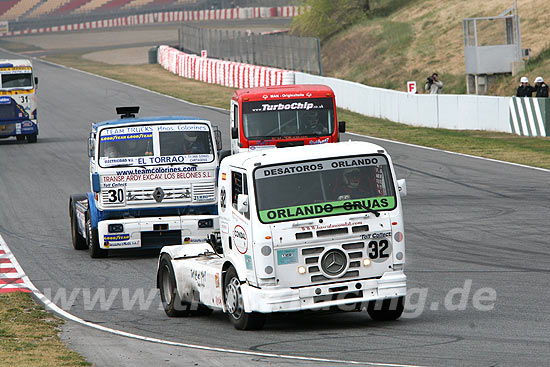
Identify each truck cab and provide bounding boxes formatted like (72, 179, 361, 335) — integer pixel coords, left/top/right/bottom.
(230, 84, 345, 154)
(158, 141, 407, 329)
(69, 107, 221, 258)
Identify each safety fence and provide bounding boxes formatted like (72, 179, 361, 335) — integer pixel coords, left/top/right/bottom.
(0, 6, 302, 37)
(157, 46, 548, 137)
(157, 45, 295, 88)
(178, 24, 322, 75)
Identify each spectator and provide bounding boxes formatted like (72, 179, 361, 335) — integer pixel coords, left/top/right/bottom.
(534, 76, 549, 98)
(516, 76, 535, 97)
(424, 72, 443, 94)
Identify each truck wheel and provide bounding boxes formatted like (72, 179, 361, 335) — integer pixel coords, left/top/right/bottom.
(158, 254, 189, 317)
(26, 133, 37, 143)
(69, 195, 87, 250)
(224, 267, 266, 330)
(86, 211, 107, 258)
(367, 296, 405, 321)
(16, 136, 25, 141)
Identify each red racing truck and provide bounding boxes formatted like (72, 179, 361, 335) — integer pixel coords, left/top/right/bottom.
(230, 84, 345, 153)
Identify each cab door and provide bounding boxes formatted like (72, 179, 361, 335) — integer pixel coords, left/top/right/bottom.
(226, 168, 254, 279)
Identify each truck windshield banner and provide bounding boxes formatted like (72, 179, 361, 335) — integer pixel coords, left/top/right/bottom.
(98, 123, 214, 167)
(258, 196, 396, 223)
(242, 97, 334, 114)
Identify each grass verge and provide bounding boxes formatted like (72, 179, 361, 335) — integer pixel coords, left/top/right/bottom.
(42, 52, 550, 170)
(0, 292, 90, 367)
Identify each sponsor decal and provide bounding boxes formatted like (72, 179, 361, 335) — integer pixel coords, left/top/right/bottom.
(220, 187, 226, 211)
(101, 170, 212, 184)
(190, 269, 207, 288)
(103, 234, 130, 242)
(277, 248, 298, 265)
(233, 225, 248, 254)
(0, 96, 11, 104)
(215, 273, 220, 288)
(259, 197, 396, 223)
(100, 132, 152, 142)
(245, 255, 253, 270)
(361, 231, 392, 240)
(104, 240, 139, 248)
(308, 137, 330, 145)
(194, 194, 214, 202)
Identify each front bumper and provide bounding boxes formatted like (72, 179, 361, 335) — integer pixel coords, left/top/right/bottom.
(242, 271, 406, 313)
(97, 215, 218, 250)
(0, 120, 38, 137)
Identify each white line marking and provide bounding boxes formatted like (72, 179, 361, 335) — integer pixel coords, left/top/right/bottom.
(345, 132, 550, 173)
(0, 234, 426, 367)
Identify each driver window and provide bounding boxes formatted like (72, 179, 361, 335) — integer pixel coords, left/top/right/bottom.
(231, 171, 249, 219)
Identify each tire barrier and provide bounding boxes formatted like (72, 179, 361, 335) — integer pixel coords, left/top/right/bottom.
(0, 6, 304, 37)
(157, 45, 295, 88)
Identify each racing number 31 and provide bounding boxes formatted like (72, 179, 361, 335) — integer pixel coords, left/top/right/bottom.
(368, 240, 389, 259)
(108, 189, 124, 203)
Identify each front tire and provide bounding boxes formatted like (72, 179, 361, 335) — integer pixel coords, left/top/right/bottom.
(224, 267, 266, 330)
(367, 296, 404, 321)
(86, 211, 107, 258)
(16, 136, 25, 141)
(26, 133, 37, 143)
(69, 196, 87, 250)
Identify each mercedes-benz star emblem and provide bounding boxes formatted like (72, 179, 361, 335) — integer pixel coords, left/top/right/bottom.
(153, 187, 165, 203)
(321, 249, 347, 276)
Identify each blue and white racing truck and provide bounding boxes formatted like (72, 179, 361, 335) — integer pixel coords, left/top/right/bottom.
(69, 107, 222, 258)
(0, 59, 39, 143)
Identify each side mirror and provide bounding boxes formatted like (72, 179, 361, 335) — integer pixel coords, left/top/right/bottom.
(34, 77, 38, 87)
(231, 127, 238, 139)
(92, 173, 101, 193)
(88, 134, 95, 158)
(397, 179, 407, 197)
(237, 194, 249, 214)
(338, 120, 346, 133)
(214, 126, 222, 151)
(218, 149, 231, 163)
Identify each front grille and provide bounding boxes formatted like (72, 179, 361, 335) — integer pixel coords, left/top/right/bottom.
(141, 230, 181, 248)
(302, 241, 366, 283)
(127, 187, 191, 204)
(192, 183, 216, 202)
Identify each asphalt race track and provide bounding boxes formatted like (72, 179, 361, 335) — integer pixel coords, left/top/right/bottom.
(0, 49, 549, 367)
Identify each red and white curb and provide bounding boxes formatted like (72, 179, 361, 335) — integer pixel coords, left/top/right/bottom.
(0, 236, 31, 294)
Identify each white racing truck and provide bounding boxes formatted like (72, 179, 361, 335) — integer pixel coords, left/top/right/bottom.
(69, 107, 221, 258)
(157, 140, 407, 329)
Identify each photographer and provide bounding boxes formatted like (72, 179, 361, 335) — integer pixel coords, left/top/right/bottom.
(424, 72, 443, 94)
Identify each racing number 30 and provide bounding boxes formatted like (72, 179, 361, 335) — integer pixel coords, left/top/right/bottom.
(368, 240, 389, 259)
(108, 189, 124, 203)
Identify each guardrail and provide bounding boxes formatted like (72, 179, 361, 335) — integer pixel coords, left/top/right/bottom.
(0, 6, 302, 37)
(159, 46, 548, 137)
(158, 45, 295, 88)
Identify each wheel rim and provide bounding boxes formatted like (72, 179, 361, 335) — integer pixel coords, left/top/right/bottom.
(161, 264, 173, 304)
(225, 277, 244, 319)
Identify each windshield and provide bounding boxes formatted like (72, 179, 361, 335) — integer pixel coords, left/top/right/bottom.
(242, 97, 334, 139)
(254, 155, 396, 223)
(98, 123, 214, 167)
(0, 71, 33, 89)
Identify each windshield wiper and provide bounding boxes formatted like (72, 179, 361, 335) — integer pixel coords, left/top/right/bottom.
(330, 203, 381, 217)
(104, 164, 148, 170)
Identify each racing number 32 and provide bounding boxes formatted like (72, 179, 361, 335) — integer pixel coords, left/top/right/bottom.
(108, 189, 124, 203)
(368, 240, 389, 259)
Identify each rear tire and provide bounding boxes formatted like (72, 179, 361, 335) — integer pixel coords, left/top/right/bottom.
(158, 254, 189, 317)
(367, 296, 404, 321)
(26, 133, 37, 143)
(86, 211, 107, 258)
(69, 195, 87, 250)
(224, 267, 266, 330)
